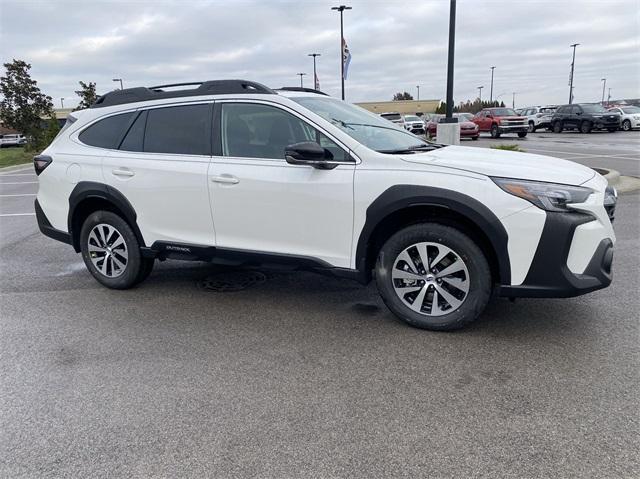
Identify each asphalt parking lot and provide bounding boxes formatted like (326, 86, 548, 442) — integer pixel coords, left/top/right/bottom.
(1, 133, 639, 478)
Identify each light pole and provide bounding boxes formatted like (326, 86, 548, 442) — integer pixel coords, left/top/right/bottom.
(296, 73, 307, 88)
(308, 53, 321, 90)
(601, 78, 607, 104)
(60, 98, 65, 109)
(331, 5, 351, 100)
(416, 85, 420, 101)
(608, 87, 612, 104)
(512, 92, 516, 109)
(112, 78, 123, 90)
(444, 0, 456, 121)
(568, 43, 579, 104)
(489, 66, 495, 103)
(477, 85, 484, 102)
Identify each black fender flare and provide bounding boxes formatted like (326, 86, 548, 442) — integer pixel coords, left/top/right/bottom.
(68, 181, 145, 251)
(354, 185, 511, 284)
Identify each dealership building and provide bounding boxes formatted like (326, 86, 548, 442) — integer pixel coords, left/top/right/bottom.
(356, 99, 440, 115)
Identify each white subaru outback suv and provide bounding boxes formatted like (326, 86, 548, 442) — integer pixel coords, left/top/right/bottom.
(34, 80, 617, 331)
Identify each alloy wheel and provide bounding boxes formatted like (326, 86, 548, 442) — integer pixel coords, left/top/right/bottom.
(391, 242, 470, 317)
(87, 223, 129, 277)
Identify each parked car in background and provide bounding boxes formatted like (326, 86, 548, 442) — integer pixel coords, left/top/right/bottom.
(0, 134, 27, 147)
(456, 112, 474, 122)
(517, 106, 557, 132)
(426, 113, 479, 140)
(607, 105, 640, 131)
(472, 108, 528, 138)
(403, 115, 426, 135)
(551, 104, 621, 133)
(379, 112, 405, 127)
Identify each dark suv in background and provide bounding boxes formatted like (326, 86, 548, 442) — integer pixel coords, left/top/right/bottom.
(551, 104, 621, 133)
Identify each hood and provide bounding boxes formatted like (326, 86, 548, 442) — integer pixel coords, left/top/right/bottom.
(401, 145, 595, 185)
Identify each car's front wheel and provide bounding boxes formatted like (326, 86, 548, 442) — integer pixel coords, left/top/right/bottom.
(80, 210, 145, 289)
(553, 121, 563, 133)
(528, 121, 536, 133)
(490, 124, 501, 138)
(518, 131, 527, 138)
(375, 223, 492, 331)
(580, 121, 592, 134)
(622, 120, 631, 131)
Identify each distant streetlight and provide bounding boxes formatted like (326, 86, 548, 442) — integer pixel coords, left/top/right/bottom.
(489, 66, 495, 103)
(416, 85, 420, 101)
(512, 92, 516, 109)
(477, 85, 484, 102)
(568, 43, 579, 104)
(296, 72, 307, 88)
(608, 87, 612, 104)
(112, 78, 123, 90)
(308, 53, 321, 90)
(60, 98, 65, 109)
(601, 78, 607, 104)
(331, 5, 352, 100)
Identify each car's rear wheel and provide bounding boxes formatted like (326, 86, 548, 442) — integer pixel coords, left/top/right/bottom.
(375, 223, 492, 331)
(528, 121, 536, 133)
(553, 121, 563, 133)
(580, 121, 592, 134)
(80, 210, 144, 289)
(622, 120, 631, 131)
(490, 124, 501, 138)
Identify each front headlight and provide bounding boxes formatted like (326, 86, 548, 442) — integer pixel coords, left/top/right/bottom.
(500, 119, 507, 125)
(492, 177, 593, 212)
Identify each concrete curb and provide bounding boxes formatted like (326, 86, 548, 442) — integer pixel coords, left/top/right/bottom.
(593, 167, 640, 194)
(0, 162, 32, 173)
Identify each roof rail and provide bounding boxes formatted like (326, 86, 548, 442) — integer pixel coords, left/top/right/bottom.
(91, 79, 276, 108)
(277, 87, 329, 96)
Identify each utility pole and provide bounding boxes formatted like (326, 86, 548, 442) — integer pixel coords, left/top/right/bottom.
(608, 87, 612, 105)
(308, 53, 321, 90)
(489, 66, 495, 103)
(416, 85, 420, 101)
(331, 5, 351, 100)
(512, 92, 516, 109)
(112, 78, 123, 90)
(477, 85, 484, 102)
(568, 43, 579, 104)
(601, 78, 607, 104)
(60, 98, 64, 109)
(296, 73, 307, 88)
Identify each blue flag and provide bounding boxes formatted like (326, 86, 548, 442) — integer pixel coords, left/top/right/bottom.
(342, 39, 352, 80)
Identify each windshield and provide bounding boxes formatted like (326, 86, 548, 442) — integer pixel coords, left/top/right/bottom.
(581, 104, 608, 113)
(381, 113, 402, 121)
(404, 115, 421, 122)
(455, 113, 474, 121)
(292, 97, 431, 152)
(621, 106, 640, 114)
(489, 108, 518, 116)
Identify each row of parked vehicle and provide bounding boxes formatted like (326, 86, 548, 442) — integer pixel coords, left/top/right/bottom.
(379, 103, 640, 140)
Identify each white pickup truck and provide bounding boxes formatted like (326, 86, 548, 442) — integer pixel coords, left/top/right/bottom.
(0, 134, 27, 147)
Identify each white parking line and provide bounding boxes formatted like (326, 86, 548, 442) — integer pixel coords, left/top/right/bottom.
(0, 173, 36, 177)
(0, 213, 35, 217)
(524, 147, 640, 161)
(0, 181, 39, 185)
(0, 194, 37, 197)
(0, 167, 32, 175)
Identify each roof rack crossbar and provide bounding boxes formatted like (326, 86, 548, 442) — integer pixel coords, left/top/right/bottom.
(277, 87, 329, 96)
(91, 79, 276, 108)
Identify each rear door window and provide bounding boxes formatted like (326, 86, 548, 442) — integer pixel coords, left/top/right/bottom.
(119, 111, 147, 152)
(79, 112, 134, 149)
(143, 104, 211, 155)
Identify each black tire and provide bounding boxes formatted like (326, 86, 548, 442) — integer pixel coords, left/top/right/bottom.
(471, 136, 479, 141)
(607, 128, 617, 133)
(490, 124, 501, 138)
(518, 131, 527, 138)
(622, 120, 631, 131)
(375, 223, 492, 331)
(580, 121, 592, 134)
(528, 121, 536, 133)
(80, 210, 144, 289)
(553, 121, 563, 133)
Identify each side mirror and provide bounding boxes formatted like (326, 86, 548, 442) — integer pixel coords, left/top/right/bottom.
(285, 142, 338, 170)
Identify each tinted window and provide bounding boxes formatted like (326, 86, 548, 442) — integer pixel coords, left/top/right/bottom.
(120, 111, 146, 152)
(221, 103, 348, 161)
(144, 105, 210, 155)
(79, 112, 134, 149)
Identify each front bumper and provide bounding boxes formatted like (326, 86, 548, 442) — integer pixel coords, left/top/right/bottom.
(498, 124, 528, 133)
(500, 211, 613, 298)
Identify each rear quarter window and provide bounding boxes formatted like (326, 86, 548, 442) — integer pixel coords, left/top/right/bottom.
(78, 112, 134, 149)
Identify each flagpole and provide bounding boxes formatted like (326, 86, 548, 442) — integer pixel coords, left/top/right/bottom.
(332, 5, 351, 100)
(308, 53, 321, 90)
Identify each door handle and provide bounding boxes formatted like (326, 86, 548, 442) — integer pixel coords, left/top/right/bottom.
(211, 175, 239, 185)
(112, 168, 135, 177)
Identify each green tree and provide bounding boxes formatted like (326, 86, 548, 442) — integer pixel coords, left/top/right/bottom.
(74, 81, 97, 110)
(0, 59, 53, 140)
(393, 92, 414, 101)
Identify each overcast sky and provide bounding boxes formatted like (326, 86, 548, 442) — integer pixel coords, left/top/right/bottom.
(1, 0, 638, 109)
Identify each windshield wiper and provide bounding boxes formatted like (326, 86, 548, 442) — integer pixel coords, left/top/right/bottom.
(330, 120, 406, 133)
(377, 143, 444, 154)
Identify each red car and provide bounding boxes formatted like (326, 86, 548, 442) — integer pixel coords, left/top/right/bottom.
(472, 107, 528, 138)
(426, 113, 479, 140)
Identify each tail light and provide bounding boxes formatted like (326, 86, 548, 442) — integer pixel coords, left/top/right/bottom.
(33, 155, 52, 176)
